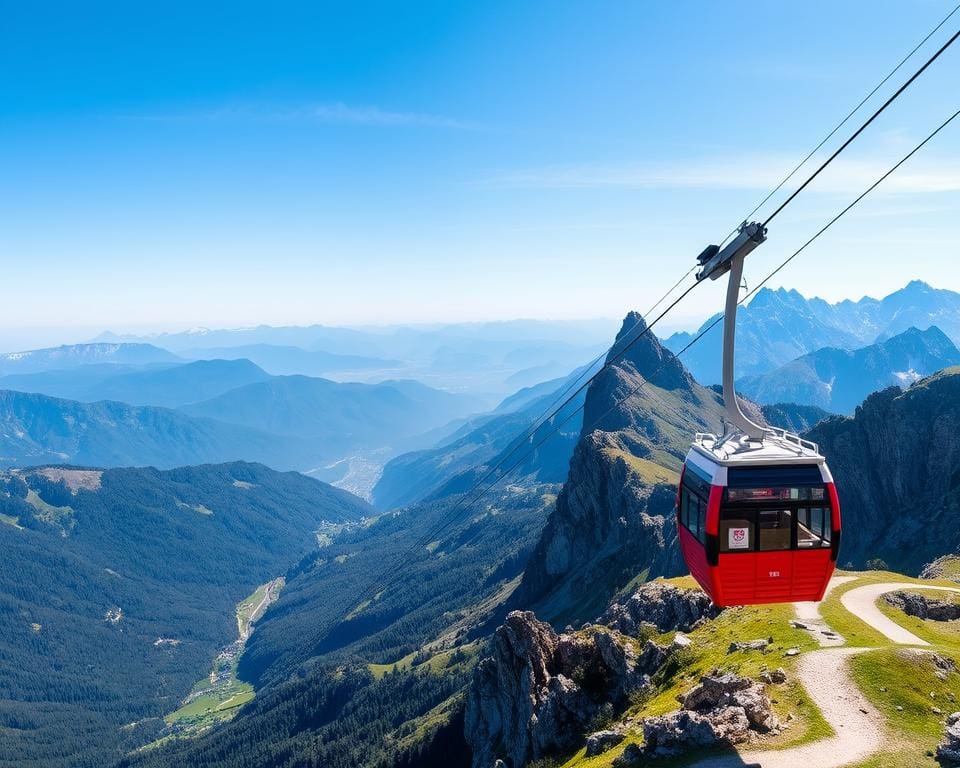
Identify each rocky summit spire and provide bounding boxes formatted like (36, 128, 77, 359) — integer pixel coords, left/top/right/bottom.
(583, 312, 695, 435)
(605, 312, 694, 391)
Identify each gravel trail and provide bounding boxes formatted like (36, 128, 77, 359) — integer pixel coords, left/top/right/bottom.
(687, 576, 958, 767)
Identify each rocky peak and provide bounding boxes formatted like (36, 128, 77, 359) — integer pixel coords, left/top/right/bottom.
(599, 312, 694, 400)
(513, 313, 727, 621)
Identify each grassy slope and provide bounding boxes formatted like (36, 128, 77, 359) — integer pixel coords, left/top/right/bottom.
(559, 571, 960, 768)
(558, 577, 831, 768)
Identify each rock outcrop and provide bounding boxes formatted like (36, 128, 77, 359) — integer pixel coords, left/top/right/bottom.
(884, 591, 960, 622)
(465, 608, 669, 768)
(600, 580, 719, 635)
(939, 712, 960, 764)
(514, 313, 729, 623)
(922, 555, 960, 583)
(625, 673, 779, 763)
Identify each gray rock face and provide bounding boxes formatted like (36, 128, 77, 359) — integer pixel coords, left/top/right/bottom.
(464, 609, 668, 768)
(807, 369, 960, 572)
(642, 707, 752, 758)
(885, 591, 960, 622)
(601, 581, 720, 635)
(938, 712, 960, 764)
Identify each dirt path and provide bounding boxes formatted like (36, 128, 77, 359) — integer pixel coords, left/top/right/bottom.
(689, 577, 958, 768)
(839, 582, 960, 645)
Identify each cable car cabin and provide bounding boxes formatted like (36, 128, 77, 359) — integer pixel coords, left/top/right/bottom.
(676, 431, 841, 607)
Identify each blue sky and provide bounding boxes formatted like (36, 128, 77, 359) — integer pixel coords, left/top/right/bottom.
(1, 1, 959, 346)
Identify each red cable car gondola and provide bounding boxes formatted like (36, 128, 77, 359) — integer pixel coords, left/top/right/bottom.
(677, 222, 841, 606)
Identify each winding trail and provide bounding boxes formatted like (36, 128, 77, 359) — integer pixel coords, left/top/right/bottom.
(689, 578, 960, 768)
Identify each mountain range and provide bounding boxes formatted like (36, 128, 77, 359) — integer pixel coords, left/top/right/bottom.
(0, 369, 483, 477)
(0, 304, 960, 768)
(665, 280, 960, 383)
(0, 342, 179, 375)
(0, 462, 371, 767)
(737, 325, 960, 414)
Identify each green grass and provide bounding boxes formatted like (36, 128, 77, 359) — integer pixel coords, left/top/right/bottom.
(146, 579, 283, 747)
(602, 449, 679, 486)
(876, 594, 960, 655)
(368, 642, 481, 681)
(844, 646, 960, 768)
(24, 490, 73, 533)
(0, 512, 23, 529)
(164, 679, 255, 725)
(797, 571, 960, 768)
(558, 578, 832, 767)
(932, 557, 960, 581)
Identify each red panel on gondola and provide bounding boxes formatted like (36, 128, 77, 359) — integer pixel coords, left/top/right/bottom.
(676, 447, 841, 607)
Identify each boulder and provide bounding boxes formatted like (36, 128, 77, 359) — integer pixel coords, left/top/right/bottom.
(728, 638, 770, 654)
(642, 707, 751, 757)
(628, 672, 780, 761)
(585, 729, 625, 756)
(760, 668, 788, 685)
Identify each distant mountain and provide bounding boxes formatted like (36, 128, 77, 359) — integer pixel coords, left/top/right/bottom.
(97, 319, 617, 357)
(665, 288, 860, 383)
(0, 462, 370, 766)
(84, 358, 273, 407)
(809, 366, 960, 572)
(759, 402, 832, 433)
(96, 324, 387, 356)
(371, 370, 587, 510)
(180, 376, 484, 451)
(0, 390, 316, 470)
(180, 344, 398, 377)
(96, 321, 614, 395)
(0, 358, 272, 407)
(0, 343, 179, 375)
(738, 326, 960, 414)
(665, 281, 960, 383)
(809, 279, 960, 343)
(502, 361, 574, 389)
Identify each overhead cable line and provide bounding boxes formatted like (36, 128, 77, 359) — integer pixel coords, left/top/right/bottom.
(761, 25, 960, 227)
(716, 1, 960, 248)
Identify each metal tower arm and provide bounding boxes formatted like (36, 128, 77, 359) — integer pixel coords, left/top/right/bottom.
(696, 222, 768, 442)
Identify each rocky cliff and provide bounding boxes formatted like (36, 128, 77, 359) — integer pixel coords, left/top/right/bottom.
(808, 366, 960, 572)
(464, 582, 721, 768)
(513, 313, 729, 622)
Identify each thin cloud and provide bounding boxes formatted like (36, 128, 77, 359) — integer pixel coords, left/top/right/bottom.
(122, 102, 473, 129)
(310, 102, 468, 128)
(484, 154, 960, 195)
